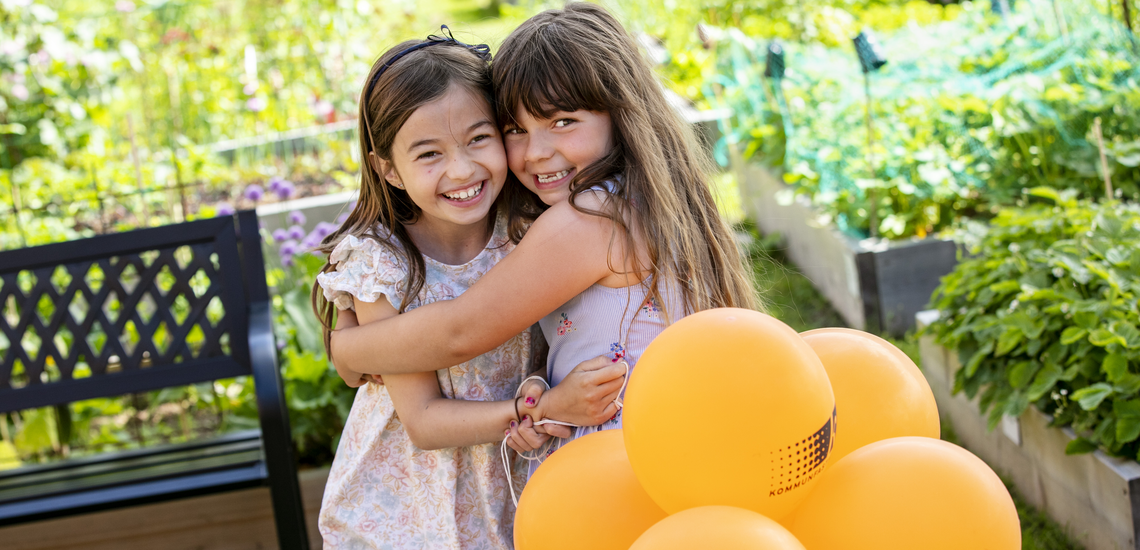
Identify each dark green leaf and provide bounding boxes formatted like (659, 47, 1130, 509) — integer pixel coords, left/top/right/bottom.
(1061, 363, 1083, 381)
(1065, 437, 1098, 455)
(1008, 361, 1039, 389)
(1121, 417, 1140, 444)
(1005, 391, 1030, 417)
(1042, 341, 1069, 365)
(964, 340, 994, 377)
(1006, 311, 1045, 339)
(1027, 363, 1063, 401)
(1095, 416, 1117, 448)
(1114, 401, 1140, 444)
(995, 327, 1024, 357)
(1116, 374, 1140, 395)
(1104, 354, 1130, 383)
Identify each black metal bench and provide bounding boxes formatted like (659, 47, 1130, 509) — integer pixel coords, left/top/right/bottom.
(0, 211, 309, 548)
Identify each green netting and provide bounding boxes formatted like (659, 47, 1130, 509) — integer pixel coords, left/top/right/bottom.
(711, 0, 1140, 240)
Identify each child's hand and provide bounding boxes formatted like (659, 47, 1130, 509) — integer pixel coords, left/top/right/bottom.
(540, 356, 626, 426)
(505, 415, 550, 454)
(518, 382, 574, 439)
(333, 308, 384, 387)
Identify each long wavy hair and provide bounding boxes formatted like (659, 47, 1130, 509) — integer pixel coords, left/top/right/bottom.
(311, 40, 542, 357)
(493, 3, 760, 317)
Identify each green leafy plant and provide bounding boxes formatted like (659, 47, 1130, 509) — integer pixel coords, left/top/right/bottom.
(717, 0, 1140, 239)
(929, 188, 1140, 459)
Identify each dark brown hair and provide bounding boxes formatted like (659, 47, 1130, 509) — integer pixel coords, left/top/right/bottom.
(493, 3, 760, 316)
(311, 39, 541, 357)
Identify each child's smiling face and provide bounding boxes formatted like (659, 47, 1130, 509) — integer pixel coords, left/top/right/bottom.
(502, 108, 613, 205)
(379, 84, 507, 230)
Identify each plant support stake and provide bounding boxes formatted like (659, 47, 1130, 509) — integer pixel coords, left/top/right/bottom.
(853, 31, 888, 238)
(1092, 117, 1114, 199)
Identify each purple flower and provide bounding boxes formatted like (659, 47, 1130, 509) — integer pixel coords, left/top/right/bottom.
(287, 225, 305, 240)
(336, 212, 349, 224)
(281, 254, 294, 267)
(288, 210, 306, 225)
(268, 176, 284, 193)
(301, 234, 322, 250)
(279, 240, 299, 256)
(243, 184, 264, 202)
(314, 222, 336, 238)
(246, 96, 267, 112)
(272, 228, 288, 242)
(216, 203, 235, 216)
(274, 180, 295, 200)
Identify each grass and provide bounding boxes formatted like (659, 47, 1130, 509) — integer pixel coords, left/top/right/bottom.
(743, 225, 1083, 549)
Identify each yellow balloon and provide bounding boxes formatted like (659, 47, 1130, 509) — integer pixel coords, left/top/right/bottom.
(800, 328, 940, 462)
(631, 506, 807, 550)
(624, 308, 836, 520)
(790, 437, 1020, 550)
(514, 430, 666, 550)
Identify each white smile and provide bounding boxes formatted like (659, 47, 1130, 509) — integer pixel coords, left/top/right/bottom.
(536, 169, 571, 184)
(442, 181, 484, 201)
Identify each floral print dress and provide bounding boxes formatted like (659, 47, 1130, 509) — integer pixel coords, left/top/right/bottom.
(315, 216, 529, 550)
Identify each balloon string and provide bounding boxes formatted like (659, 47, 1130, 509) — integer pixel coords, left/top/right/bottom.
(501, 360, 630, 507)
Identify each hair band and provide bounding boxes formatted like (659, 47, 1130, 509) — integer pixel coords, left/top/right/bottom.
(362, 25, 492, 154)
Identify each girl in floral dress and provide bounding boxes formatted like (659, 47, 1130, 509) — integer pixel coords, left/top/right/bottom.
(310, 30, 608, 549)
(329, 3, 759, 478)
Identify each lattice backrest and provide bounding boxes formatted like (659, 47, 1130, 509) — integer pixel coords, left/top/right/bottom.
(0, 215, 255, 413)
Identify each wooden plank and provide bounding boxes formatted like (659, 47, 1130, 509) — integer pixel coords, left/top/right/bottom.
(0, 467, 327, 550)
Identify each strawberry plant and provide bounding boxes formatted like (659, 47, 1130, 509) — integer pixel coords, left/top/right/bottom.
(929, 188, 1140, 458)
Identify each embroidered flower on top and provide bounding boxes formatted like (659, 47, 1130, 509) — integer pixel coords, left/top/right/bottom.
(610, 342, 626, 361)
(556, 312, 577, 336)
(641, 297, 660, 318)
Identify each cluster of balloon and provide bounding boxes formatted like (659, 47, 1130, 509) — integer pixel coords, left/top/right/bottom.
(513, 308, 1021, 550)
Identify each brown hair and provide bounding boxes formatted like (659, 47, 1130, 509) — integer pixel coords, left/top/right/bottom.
(493, 3, 760, 316)
(311, 39, 541, 356)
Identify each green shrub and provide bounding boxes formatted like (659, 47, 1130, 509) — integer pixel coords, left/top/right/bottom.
(929, 188, 1140, 459)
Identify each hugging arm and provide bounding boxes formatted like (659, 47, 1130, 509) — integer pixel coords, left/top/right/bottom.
(353, 295, 569, 450)
(331, 201, 611, 375)
(330, 200, 628, 426)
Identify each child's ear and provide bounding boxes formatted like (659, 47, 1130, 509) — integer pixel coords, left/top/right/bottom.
(368, 152, 405, 190)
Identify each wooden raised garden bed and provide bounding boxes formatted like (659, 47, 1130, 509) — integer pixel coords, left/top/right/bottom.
(917, 310, 1140, 550)
(733, 155, 958, 336)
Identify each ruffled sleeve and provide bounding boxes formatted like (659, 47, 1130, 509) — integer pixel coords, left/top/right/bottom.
(316, 234, 407, 311)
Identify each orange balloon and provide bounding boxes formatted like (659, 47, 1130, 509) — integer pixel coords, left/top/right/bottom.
(801, 327, 931, 388)
(790, 437, 1020, 550)
(514, 430, 666, 550)
(624, 308, 836, 520)
(800, 328, 940, 462)
(631, 506, 807, 550)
